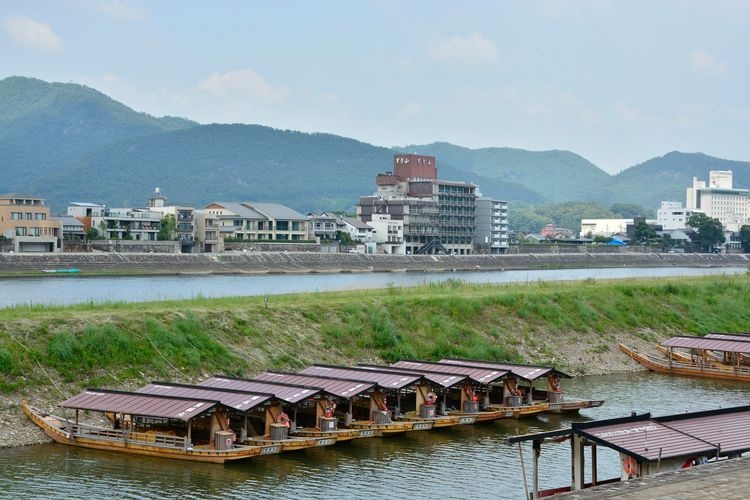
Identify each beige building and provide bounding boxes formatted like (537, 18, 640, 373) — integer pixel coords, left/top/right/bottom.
(204, 201, 309, 241)
(0, 193, 61, 252)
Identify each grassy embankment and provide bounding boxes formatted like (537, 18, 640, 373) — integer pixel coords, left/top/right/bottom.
(1, 274, 750, 397)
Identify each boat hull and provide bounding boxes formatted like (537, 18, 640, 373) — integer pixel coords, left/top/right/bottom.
(619, 343, 750, 382)
(22, 401, 275, 463)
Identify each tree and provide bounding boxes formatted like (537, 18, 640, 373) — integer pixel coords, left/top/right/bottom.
(158, 214, 177, 241)
(687, 213, 725, 252)
(633, 221, 658, 245)
(659, 234, 674, 252)
(740, 225, 750, 253)
(85, 227, 98, 241)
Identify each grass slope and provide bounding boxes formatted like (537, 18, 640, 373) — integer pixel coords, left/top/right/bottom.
(1, 274, 749, 397)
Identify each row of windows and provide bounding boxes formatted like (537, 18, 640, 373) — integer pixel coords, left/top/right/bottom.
(10, 212, 46, 220)
(15, 226, 55, 236)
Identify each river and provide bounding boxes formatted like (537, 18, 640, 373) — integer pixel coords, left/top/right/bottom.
(0, 266, 745, 308)
(2, 372, 748, 499)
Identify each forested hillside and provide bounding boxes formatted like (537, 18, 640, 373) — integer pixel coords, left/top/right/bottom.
(2, 77, 749, 222)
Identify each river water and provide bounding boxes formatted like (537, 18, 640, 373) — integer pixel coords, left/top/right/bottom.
(2, 372, 748, 499)
(0, 266, 745, 308)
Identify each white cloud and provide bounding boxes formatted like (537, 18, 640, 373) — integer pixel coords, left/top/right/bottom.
(428, 33, 498, 65)
(2, 16, 62, 53)
(688, 49, 728, 75)
(86, 0, 147, 20)
(613, 102, 660, 126)
(197, 70, 288, 105)
(396, 102, 421, 119)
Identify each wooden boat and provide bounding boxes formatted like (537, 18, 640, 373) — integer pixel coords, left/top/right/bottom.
(530, 390, 605, 414)
(293, 426, 382, 441)
(619, 343, 750, 382)
(656, 343, 725, 365)
(23, 401, 279, 463)
(485, 402, 550, 418)
(347, 419, 431, 435)
(246, 434, 337, 451)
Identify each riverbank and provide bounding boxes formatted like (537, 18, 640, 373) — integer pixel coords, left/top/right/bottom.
(2, 274, 750, 448)
(0, 251, 747, 277)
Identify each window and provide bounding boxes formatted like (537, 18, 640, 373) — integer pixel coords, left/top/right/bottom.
(25, 213, 32, 220)
(15, 227, 26, 236)
(291, 221, 300, 231)
(11, 212, 22, 220)
(34, 213, 46, 220)
(28, 227, 40, 236)
(276, 221, 288, 231)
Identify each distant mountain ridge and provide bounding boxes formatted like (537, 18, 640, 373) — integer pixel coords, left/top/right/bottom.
(2, 76, 748, 216)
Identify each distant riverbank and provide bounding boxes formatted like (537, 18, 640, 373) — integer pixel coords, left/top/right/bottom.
(0, 251, 747, 277)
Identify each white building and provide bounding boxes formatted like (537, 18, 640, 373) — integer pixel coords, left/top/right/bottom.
(580, 219, 632, 238)
(686, 171, 749, 231)
(367, 213, 405, 254)
(68, 202, 162, 241)
(474, 197, 509, 254)
(656, 201, 702, 230)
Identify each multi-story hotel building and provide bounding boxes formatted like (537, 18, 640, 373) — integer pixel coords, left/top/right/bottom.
(686, 171, 749, 231)
(358, 154, 477, 255)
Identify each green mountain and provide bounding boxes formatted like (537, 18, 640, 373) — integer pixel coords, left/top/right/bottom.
(2, 76, 748, 217)
(0, 76, 196, 183)
(398, 142, 611, 203)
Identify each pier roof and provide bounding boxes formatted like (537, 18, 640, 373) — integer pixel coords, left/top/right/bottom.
(298, 365, 423, 390)
(253, 372, 375, 399)
(654, 406, 750, 456)
(62, 389, 218, 421)
(438, 358, 571, 380)
(137, 382, 273, 412)
(390, 360, 507, 384)
(200, 376, 321, 404)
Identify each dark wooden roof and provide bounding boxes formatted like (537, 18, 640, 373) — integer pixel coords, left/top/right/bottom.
(137, 382, 272, 412)
(438, 358, 571, 380)
(389, 360, 507, 384)
(357, 364, 470, 388)
(298, 365, 423, 390)
(253, 372, 375, 399)
(662, 335, 750, 354)
(62, 389, 218, 421)
(199, 376, 321, 404)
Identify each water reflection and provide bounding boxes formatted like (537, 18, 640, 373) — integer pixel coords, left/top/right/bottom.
(2, 372, 748, 499)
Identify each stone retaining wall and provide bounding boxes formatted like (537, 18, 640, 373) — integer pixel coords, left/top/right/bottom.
(0, 251, 747, 274)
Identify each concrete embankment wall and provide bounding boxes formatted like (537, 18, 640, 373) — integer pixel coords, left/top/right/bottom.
(0, 252, 747, 275)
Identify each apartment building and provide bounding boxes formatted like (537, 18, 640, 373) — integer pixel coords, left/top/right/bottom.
(146, 188, 196, 252)
(204, 201, 309, 241)
(0, 193, 60, 252)
(68, 202, 162, 241)
(474, 198, 509, 254)
(656, 201, 701, 230)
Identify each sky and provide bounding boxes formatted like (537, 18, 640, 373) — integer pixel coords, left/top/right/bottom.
(1, 0, 748, 173)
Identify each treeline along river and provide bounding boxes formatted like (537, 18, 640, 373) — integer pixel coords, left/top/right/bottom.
(2, 372, 748, 499)
(0, 266, 746, 308)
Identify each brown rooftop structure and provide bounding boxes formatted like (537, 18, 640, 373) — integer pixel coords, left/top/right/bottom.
(509, 405, 750, 497)
(137, 382, 273, 412)
(662, 335, 750, 355)
(389, 360, 508, 385)
(199, 376, 321, 404)
(706, 332, 750, 342)
(298, 365, 424, 390)
(253, 372, 375, 399)
(438, 358, 571, 381)
(62, 389, 219, 421)
(357, 364, 471, 389)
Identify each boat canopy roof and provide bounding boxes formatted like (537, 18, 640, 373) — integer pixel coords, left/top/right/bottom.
(137, 382, 273, 412)
(253, 372, 375, 399)
(438, 358, 571, 380)
(705, 332, 750, 342)
(298, 365, 423, 390)
(357, 364, 470, 389)
(390, 360, 507, 384)
(200, 376, 321, 404)
(662, 335, 750, 354)
(510, 405, 750, 462)
(62, 389, 219, 421)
